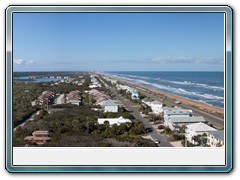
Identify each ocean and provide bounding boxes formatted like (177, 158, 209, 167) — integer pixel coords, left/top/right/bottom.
(106, 71, 224, 109)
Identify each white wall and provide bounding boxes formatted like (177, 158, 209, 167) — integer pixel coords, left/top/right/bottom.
(151, 104, 163, 113)
(207, 133, 224, 147)
(104, 105, 118, 112)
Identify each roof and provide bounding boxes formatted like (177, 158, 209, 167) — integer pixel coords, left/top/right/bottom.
(170, 116, 206, 123)
(131, 91, 139, 95)
(142, 98, 153, 102)
(150, 101, 162, 105)
(32, 131, 50, 135)
(162, 107, 182, 111)
(207, 130, 224, 142)
(187, 122, 216, 132)
(98, 116, 131, 125)
(101, 100, 119, 106)
(165, 109, 192, 115)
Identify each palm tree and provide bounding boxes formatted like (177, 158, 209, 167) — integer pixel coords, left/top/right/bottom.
(192, 135, 202, 145)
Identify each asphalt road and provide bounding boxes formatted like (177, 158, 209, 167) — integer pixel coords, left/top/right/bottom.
(129, 84, 224, 130)
(107, 85, 173, 147)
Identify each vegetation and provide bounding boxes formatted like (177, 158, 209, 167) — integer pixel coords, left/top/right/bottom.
(191, 133, 208, 146)
(13, 104, 155, 147)
(180, 133, 209, 147)
(139, 105, 152, 115)
(148, 113, 163, 123)
(13, 73, 91, 127)
(13, 73, 156, 147)
(13, 82, 41, 127)
(172, 133, 185, 141)
(98, 112, 135, 119)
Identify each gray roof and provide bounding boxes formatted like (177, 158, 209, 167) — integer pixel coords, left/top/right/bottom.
(207, 130, 224, 142)
(162, 107, 182, 111)
(101, 100, 119, 106)
(187, 122, 216, 132)
(142, 98, 153, 102)
(165, 109, 192, 115)
(151, 100, 162, 105)
(169, 116, 206, 123)
(131, 91, 139, 94)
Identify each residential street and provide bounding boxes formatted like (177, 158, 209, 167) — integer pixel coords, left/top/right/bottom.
(129, 84, 224, 130)
(107, 85, 173, 147)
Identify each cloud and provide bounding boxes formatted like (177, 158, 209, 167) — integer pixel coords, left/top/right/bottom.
(102, 56, 223, 65)
(14, 59, 34, 65)
(25, 60, 33, 65)
(51, 62, 73, 65)
(194, 57, 223, 64)
(14, 59, 23, 64)
(150, 56, 194, 63)
(114, 56, 223, 64)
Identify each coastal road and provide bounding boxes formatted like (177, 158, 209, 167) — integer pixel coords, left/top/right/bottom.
(128, 84, 224, 130)
(99, 73, 224, 129)
(98, 75, 173, 147)
(175, 102, 224, 129)
(100, 79, 173, 147)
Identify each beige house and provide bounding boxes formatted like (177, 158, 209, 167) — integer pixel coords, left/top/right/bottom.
(24, 131, 51, 145)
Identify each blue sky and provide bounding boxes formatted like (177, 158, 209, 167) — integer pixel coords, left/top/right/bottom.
(13, 13, 224, 71)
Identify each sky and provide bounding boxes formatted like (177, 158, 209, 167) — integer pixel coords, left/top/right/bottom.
(13, 12, 224, 72)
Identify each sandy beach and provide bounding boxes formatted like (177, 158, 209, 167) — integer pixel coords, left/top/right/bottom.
(102, 74, 224, 120)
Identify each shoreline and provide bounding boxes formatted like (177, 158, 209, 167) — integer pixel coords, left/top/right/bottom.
(101, 73, 224, 120)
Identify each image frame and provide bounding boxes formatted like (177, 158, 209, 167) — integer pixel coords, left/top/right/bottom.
(5, 5, 233, 173)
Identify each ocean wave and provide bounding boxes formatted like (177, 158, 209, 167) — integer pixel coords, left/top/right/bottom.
(111, 74, 134, 82)
(135, 79, 152, 85)
(169, 80, 224, 91)
(129, 79, 224, 101)
(111, 73, 151, 80)
(150, 83, 224, 101)
(198, 100, 214, 106)
(192, 92, 224, 100)
(108, 73, 224, 104)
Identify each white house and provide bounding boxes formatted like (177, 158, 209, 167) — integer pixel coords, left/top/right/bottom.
(166, 116, 206, 131)
(149, 101, 163, 114)
(89, 75, 102, 88)
(206, 130, 224, 147)
(67, 99, 82, 106)
(131, 91, 139, 100)
(185, 122, 216, 145)
(142, 98, 163, 114)
(163, 107, 192, 124)
(99, 100, 119, 112)
(142, 98, 153, 106)
(98, 116, 131, 126)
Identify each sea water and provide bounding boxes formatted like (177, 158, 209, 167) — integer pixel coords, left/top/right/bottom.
(107, 71, 224, 109)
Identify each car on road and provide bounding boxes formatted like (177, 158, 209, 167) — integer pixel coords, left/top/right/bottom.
(145, 127, 153, 133)
(154, 139, 160, 144)
(157, 124, 165, 129)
